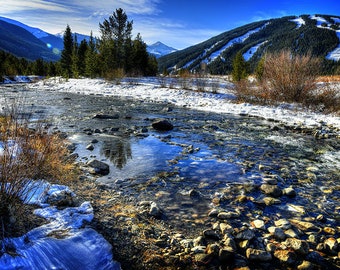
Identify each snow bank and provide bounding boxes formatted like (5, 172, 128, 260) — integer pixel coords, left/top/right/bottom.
(0, 181, 121, 270)
(31, 78, 340, 130)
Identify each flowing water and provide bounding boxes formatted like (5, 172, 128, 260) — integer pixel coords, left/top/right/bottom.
(1, 85, 339, 231)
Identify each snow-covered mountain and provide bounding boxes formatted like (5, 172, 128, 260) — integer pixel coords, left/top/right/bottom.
(158, 14, 340, 74)
(147, 41, 177, 58)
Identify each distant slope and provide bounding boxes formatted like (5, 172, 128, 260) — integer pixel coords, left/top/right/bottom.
(147, 41, 177, 58)
(0, 20, 60, 61)
(158, 14, 340, 74)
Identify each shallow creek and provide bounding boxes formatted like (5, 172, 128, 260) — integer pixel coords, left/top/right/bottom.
(1, 84, 339, 233)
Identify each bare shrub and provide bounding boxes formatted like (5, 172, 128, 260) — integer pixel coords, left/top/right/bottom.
(233, 79, 270, 104)
(261, 50, 321, 103)
(304, 80, 340, 114)
(178, 69, 192, 90)
(193, 73, 207, 92)
(0, 99, 76, 239)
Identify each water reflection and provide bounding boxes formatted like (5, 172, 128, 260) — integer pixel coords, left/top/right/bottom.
(101, 138, 132, 169)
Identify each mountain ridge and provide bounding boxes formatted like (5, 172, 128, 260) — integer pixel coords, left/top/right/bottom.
(158, 14, 340, 74)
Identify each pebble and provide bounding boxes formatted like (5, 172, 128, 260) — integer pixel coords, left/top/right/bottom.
(260, 184, 282, 197)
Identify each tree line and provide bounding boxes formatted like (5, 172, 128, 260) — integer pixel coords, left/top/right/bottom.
(1, 8, 157, 81)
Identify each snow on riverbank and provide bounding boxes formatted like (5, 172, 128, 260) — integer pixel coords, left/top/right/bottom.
(31, 77, 340, 130)
(0, 181, 121, 270)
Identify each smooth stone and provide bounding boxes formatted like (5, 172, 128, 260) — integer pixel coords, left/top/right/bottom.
(284, 238, 309, 255)
(217, 211, 240, 219)
(235, 229, 255, 240)
(252, 219, 265, 230)
(283, 187, 297, 197)
(274, 219, 291, 230)
(86, 159, 110, 175)
(260, 184, 282, 197)
(274, 249, 297, 265)
(268, 226, 286, 240)
(246, 248, 272, 261)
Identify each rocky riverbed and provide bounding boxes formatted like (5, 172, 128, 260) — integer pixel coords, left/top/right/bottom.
(0, 83, 339, 269)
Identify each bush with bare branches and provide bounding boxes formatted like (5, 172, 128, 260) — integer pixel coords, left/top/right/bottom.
(0, 100, 76, 239)
(261, 50, 321, 103)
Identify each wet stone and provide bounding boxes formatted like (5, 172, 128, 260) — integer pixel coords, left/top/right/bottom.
(260, 184, 282, 198)
(246, 248, 272, 261)
(86, 159, 110, 175)
(217, 211, 240, 219)
(297, 260, 314, 270)
(274, 249, 297, 265)
(283, 186, 297, 197)
(284, 238, 309, 255)
(274, 219, 291, 230)
(235, 229, 255, 240)
(152, 119, 174, 131)
(268, 226, 286, 241)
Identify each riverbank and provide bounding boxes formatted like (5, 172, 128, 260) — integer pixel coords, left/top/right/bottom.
(1, 79, 339, 269)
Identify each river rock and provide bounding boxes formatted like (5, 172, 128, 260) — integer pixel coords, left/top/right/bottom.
(283, 238, 309, 255)
(297, 260, 314, 270)
(268, 226, 286, 240)
(152, 119, 174, 131)
(274, 219, 291, 230)
(283, 186, 297, 197)
(323, 237, 339, 255)
(149, 201, 162, 218)
(235, 229, 255, 240)
(93, 113, 120, 119)
(86, 159, 110, 175)
(289, 219, 319, 232)
(246, 248, 272, 261)
(273, 249, 297, 265)
(251, 219, 265, 230)
(219, 247, 235, 263)
(260, 184, 282, 197)
(86, 143, 94, 150)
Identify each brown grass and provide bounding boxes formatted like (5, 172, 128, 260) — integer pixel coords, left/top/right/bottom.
(0, 100, 76, 240)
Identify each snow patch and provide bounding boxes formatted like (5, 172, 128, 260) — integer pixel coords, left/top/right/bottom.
(0, 181, 121, 269)
(290, 17, 305, 28)
(243, 41, 268, 61)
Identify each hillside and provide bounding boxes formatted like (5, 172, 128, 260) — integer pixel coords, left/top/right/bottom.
(158, 14, 340, 74)
(0, 20, 60, 61)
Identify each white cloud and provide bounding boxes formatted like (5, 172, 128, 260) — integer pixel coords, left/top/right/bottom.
(0, 0, 70, 13)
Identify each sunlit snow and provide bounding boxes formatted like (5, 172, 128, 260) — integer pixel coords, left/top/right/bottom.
(243, 41, 268, 61)
(0, 181, 121, 270)
(309, 15, 340, 61)
(290, 17, 305, 28)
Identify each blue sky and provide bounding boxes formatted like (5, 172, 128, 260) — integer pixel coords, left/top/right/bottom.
(0, 0, 339, 49)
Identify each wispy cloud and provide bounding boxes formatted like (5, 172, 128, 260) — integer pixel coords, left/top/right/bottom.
(0, 0, 70, 13)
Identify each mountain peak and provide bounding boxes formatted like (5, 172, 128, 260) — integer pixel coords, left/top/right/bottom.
(147, 41, 177, 58)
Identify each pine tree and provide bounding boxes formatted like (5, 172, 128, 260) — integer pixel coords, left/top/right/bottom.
(132, 33, 149, 75)
(85, 32, 98, 78)
(71, 34, 79, 78)
(98, 8, 133, 73)
(78, 39, 88, 77)
(232, 52, 248, 81)
(60, 25, 74, 78)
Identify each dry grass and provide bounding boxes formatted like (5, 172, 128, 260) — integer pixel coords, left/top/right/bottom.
(0, 100, 76, 241)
